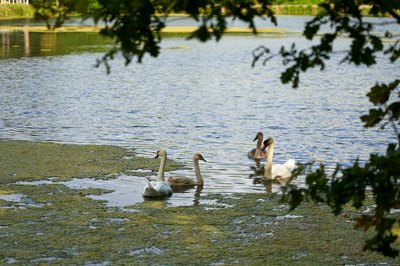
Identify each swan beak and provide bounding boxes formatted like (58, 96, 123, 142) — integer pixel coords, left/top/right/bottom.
(200, 155, 207, 162)
(253, 136, 258, 141)
(154, 152, 159, 159)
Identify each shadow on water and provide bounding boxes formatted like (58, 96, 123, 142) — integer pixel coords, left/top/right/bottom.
(142, 186, 203, 206)
(142, 194, 172, 202)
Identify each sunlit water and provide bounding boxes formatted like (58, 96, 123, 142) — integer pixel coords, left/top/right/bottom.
(0, 16, 398, 207)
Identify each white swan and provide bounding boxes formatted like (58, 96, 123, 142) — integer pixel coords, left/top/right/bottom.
(263, 137, 296, 180)
(247, 132, 267, 160)
(168, 152, 207, 188)
(142, 149, 173, 198)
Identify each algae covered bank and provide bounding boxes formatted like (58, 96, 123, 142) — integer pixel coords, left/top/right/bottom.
(0, 140, 397, 264)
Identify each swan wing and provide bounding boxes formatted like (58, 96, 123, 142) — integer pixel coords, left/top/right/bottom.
(168, 176, 196, 187)
(247, 148, 256, 159)
(283, 158, 296, 172)
(143, 181, 157, 197)
(153, 181, 173, 195)
(248, 148, 267, 159)
(272, 164, 292, 179)
(143, 181, 173, 197)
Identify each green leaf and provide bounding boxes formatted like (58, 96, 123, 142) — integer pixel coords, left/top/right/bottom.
(367, 83, 392, 105)
(360, 108, 385, 128)
(188, 25, 211, 42)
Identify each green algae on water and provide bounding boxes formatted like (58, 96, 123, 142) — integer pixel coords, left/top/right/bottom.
(1, 140, 399, 265)
(0, 139, 180, 184)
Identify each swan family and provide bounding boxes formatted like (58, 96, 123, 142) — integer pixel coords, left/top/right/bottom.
(142, 133, 296, 198)
(142, 149, 207, 198)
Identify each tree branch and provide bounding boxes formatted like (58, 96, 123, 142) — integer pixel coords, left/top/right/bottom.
(376, 0, 400, 23)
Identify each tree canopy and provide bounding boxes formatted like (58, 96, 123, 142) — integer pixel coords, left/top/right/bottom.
(30, 0, 400, 257)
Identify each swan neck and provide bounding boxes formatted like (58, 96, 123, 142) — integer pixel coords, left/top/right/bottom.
(255, 137, 263, 159)
(264, 142, 274, 179)
(157, 155, 167, 181)
(193, 159, 203, 185)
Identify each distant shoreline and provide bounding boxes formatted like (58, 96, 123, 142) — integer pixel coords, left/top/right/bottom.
(0, 25, 288, 34)
(0, 4, 323, 20)
(0, 3, 379, 21)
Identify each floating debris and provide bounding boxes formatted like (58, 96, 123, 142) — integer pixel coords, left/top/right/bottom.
(276, 214, 304, 220)
(129, 247, 164, 256)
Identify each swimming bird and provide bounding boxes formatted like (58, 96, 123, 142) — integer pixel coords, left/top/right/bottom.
(263, 137, 295, 180)
(142, 149, 173, 198)
(168, 152, 207, 188)
(247, 132, 267, 160)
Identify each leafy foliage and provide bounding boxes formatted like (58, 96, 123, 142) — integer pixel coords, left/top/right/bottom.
(284, 144, 400, 257)
(269, 1, 400, 257)
(30, 0, 400, 257)
(31, 0, 93, 28)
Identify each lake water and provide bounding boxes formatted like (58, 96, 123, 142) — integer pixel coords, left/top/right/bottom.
(0, 16, 398, 207)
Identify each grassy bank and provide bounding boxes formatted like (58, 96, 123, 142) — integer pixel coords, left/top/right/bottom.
(0, 139, 399, 264)
(0, 3, 329, 20)
(0, 4, 34, 19)
(272, 5, 321, 16)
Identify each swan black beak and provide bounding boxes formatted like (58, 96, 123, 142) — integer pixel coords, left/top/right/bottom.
(253, 136, 258, 141)
(154, 151, 160, 159)
(200, 155, 207, 162)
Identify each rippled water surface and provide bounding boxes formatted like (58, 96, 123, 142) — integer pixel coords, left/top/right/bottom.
(0, 16, 398, 206)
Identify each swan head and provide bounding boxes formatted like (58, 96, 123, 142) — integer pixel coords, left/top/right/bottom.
(193, 152, 207, 162)
(262, 137, 274, 150)
(155, 148, 167, 159)
(253, 131, 263, 141)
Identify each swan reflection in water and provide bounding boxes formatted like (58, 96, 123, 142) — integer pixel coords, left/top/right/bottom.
(171, 185, 204, 206)
(253, 176, 291, 193)
(250, 162, 293, 193)
(142, 184, 204, 206)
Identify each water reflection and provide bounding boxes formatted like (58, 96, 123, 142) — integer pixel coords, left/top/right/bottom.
(249, 162, 291, 193)
(171, 185, 203, 206)
(0, 31, 112, 59)
(24, 29, 30, 57)
(1, 30, 32, 57)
